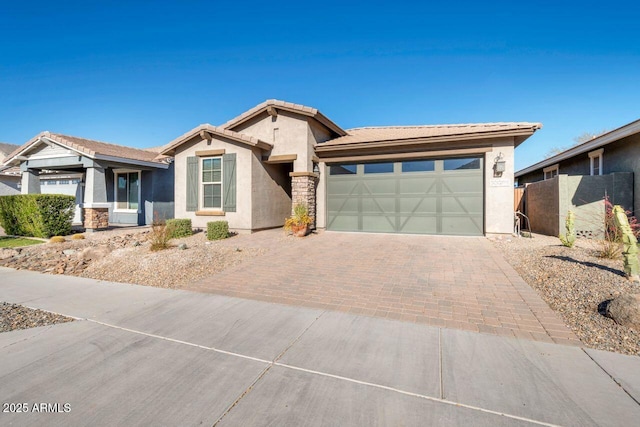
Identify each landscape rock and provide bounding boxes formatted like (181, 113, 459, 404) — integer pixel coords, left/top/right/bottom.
(79, 246, 111, 261)
(0, 248, 20, 260)
(492, 234, 640, 355)
(178, 243, 187, 250)
(0, 302, 74, 333)
(63, 249, 77, 256)
(606, 294, 640, 329)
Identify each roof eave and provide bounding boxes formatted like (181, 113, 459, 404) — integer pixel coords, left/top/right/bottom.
(93, 154, 169, 169)
(160, 125, 273, 156)
(316, 128, 540, 153)
(515, 118, 640, 178)
(224, 101, 347, 137)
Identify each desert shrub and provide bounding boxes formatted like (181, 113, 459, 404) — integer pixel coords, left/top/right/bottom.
(71, 233, 85, 240)
(207, 221, 229, 240)
(0, 194, 75, 238)
(596, 239, 621, 259)
(166, 219, 192, 238)
(149, 219, 172, 251)
(49, 236, 66, 243)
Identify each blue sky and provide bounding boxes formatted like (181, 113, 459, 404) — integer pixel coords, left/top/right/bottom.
(1, 1, 638, 170)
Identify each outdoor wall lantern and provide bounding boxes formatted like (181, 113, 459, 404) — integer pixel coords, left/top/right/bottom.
(313, 162, 320, 175)
(493, 152, 506, 177)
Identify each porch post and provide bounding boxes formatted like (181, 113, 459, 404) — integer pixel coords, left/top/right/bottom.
(83, 166, 109, 231)
(20, 169, 41, 194)
(290, 172, 319, 229)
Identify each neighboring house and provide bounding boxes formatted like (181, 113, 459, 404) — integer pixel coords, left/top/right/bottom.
(515, 118, 640, 237)
(0, 142, 21, 196)
(2, 132, 174, 231)
(162, 99, 541, 236)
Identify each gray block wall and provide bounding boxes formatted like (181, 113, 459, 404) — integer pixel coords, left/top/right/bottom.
(525, 172, 633, 238)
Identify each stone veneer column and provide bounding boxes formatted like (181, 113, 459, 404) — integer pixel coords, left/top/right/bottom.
(84, 208, 109, 230)
(290, 172, 319, 229)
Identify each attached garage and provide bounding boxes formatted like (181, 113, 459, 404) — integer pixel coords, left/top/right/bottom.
(326, 157, 484, 235)
(316, 122, 543, 236)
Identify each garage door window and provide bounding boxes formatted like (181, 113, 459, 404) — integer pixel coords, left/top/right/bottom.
(402, 160, 435, 173)
(364, 162, 394, 174)
(444, 158, 481, 170)
(329, 164, 357, 175)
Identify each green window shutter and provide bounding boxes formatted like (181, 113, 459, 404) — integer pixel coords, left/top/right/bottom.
(223, 153, 236, 212)
(186, 156, 199, 212)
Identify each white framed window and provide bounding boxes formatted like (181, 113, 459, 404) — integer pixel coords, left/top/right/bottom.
(543, 164, 559, 180)
(589, 148, 604, 176)
(201, 157, 223, 210)
(114, 170, 141, 211)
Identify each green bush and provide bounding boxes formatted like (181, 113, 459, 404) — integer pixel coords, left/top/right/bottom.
(207, 221, 229, 240)
(0, 194, 75, 238)
(166, 219, 192, 238)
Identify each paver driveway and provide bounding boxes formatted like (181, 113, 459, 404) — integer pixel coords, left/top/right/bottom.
(188, 230, 579, 345)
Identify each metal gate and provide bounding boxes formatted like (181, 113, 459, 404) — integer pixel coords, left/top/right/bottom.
(326, 157, 484, 235)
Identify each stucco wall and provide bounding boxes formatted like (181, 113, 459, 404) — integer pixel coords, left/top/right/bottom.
(233, 110, 314, 173)
(250, 154, 292, 230)
(147, 164, 175, 224)
(316, 163, 327, 229)
(597, 133, 640, 214)
(173, 135, 254, 231)
(484, 139, 516, 234)
(0, 175, 20, 196)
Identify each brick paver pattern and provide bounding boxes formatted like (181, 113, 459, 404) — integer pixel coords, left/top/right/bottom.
(187, 230, 580, 346)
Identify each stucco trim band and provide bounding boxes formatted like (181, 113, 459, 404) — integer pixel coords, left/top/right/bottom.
(195, 210, 226, 216)
(289, 172, 319, 178)
(196, 149, 226, 157)
(263, 154, 297, 164)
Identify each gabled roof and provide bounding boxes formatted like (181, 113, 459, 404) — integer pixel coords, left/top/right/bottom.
(515, 118, 640, 177)
(3, 132, 169, 168)
(317, 122, 542, 151)
(160, 124, 273, 156)
(222, 99, 347, 137)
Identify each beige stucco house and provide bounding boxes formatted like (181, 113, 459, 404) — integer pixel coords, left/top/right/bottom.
(162, 100, 541, 236)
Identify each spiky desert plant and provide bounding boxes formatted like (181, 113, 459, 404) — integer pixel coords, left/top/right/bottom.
(612, 205, 640, 281)
(559, 211, 576, 248)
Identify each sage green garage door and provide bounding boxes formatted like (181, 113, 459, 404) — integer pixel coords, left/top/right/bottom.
(326, 157, 484, 235)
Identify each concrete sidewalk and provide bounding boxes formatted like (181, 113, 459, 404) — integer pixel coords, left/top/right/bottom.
(1, 267, 639, 426)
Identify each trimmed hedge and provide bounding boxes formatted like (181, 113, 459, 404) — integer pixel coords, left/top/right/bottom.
(207, 221, 229, 240)
(166, 219, 192, 239)
(0, 194, 76, 238)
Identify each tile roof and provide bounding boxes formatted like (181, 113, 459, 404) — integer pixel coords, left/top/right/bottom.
(160, 124, 273, 155)
(222, 99, 346, 136)
(4, 132, 168, 166)
(320, 123, 543, 147)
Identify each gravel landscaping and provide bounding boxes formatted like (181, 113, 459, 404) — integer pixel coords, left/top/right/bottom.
(0, 302, 74, 333)
(492, 234, 640, 355)
(0, 226, 292, 288)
